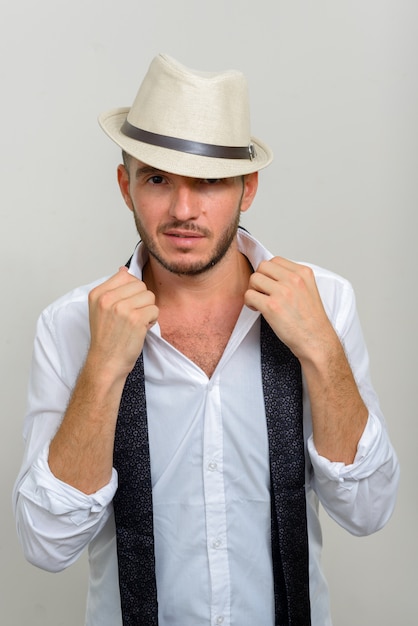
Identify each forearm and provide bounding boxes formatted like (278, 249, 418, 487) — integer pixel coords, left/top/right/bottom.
(44, 269, 157, 494)
(301, 330, 368, 464)
(48, 356, 127, 494)
(245, 257, 368, 464)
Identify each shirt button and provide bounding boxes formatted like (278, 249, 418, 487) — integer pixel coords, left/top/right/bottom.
(208, 461, 218, 471)
(216, 617, 224, 625)
(212, 539, 222, 549)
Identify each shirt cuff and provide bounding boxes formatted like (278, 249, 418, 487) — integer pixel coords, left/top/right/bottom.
(18, 444, 118, 526)
(307, 413, 383, 485)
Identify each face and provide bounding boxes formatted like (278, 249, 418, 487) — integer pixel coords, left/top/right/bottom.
(118, 158, 258, 277)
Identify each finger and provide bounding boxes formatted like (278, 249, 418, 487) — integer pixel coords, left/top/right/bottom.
(256, 257, 307, 282)
(90, 273, 147, 307)
(145, 304, 159, 328)
(269, 257, 316, 287)
(112, 289, 157, 318)
(247, 271, 277, 297)
(269, 256, 307, 273)
(244, 288, 269, 312)
(100, 267, 143, 291)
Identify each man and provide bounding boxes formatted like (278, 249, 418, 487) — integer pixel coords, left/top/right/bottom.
(13, 54, 399, 626)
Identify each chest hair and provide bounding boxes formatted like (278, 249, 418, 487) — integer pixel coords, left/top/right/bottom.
(160, 311, 239, 378)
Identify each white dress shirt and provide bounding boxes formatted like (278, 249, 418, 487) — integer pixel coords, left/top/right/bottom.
(13, 230, 399, 626)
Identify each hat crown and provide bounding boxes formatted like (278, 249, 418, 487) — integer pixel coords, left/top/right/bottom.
(126, 54, 251, 147)
(98, 53, 273, 178)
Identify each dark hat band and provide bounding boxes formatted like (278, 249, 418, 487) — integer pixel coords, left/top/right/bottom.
(121, 120, 256, 160)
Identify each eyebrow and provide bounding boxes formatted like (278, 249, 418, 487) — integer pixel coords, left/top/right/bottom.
(134, 165, 164, 179)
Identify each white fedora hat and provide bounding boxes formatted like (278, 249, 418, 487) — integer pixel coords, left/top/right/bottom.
(98, 54, 273, 178)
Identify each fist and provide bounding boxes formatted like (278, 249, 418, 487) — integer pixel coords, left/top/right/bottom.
(88, 267, 159, 377)
(245, 257, 334, 361)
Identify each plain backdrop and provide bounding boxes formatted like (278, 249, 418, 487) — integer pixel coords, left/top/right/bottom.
(1, 1, 416, 624)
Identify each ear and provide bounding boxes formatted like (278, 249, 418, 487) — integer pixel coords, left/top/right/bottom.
(240, 171, 258, 214)
(117, 164, 134, 211)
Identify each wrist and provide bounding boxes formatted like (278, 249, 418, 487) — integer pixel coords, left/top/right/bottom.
(83, 348, 134, 388)
(297, 327, 343, 373)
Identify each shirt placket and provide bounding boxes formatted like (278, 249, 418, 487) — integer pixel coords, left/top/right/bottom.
(203, 375, 230, 626)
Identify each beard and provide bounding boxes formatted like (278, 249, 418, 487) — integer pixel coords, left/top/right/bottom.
(132, 203, 242, 277)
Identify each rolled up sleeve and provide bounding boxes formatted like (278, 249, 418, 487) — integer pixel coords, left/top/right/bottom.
(308, 414, 400, 535)
(306, 268, 400, 536)
(15, 444, 118, 572)
(13, 286, 119, 572)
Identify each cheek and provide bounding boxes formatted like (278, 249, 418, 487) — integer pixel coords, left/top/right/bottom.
(132, 202, 163, 235)
(133, 190, 169, 217)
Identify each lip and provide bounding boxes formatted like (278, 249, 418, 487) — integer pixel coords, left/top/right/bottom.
(164, 229, 205, 238)
(163, 230, 206, 250)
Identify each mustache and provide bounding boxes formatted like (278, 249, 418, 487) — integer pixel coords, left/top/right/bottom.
(158, 221, 211, 236)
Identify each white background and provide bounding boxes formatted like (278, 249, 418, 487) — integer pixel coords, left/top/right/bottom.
(1, 1, 416, 624)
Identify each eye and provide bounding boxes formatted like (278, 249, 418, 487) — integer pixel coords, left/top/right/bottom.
(148, 175, 165, 185)
(201, 178, 222, 185)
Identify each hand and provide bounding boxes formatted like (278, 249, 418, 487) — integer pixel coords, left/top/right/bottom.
(244, 257, 336, 362)
(245, 257, 369, 464)
(87, 267, 159, 379)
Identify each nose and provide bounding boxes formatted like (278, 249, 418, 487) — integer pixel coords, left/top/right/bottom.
(168, 182, 200, 221)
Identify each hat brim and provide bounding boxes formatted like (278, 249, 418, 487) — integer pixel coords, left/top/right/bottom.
(99, 108, 273, 178)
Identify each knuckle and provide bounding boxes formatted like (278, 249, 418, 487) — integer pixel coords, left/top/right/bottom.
(144, 289, 156, 305)
(88, 284, 100, 304)
(299, 263, 313, 279)
(112, 299, 128, 318)
(258, 260, 270, 273)
(100, 290, 117, 311)
(265, 298, 282, 317)
(291, 273, 304, 288)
